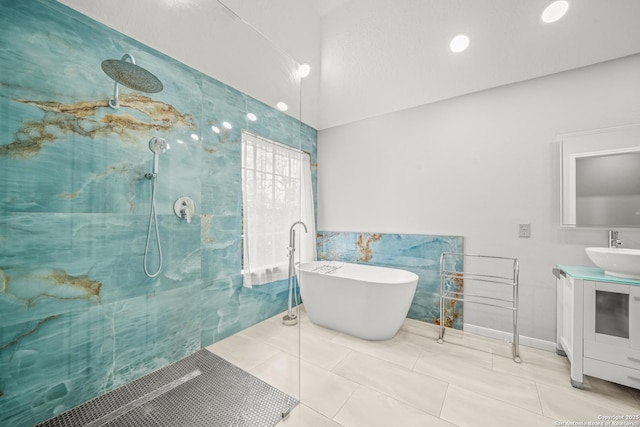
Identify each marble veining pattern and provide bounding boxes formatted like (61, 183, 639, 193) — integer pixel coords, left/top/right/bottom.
(2, 94, 195, 159)
(317, 231, 464, 328)
(0, 1, 317, 425)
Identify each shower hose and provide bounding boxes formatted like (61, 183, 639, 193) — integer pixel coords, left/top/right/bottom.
(143, 174, 163, 278)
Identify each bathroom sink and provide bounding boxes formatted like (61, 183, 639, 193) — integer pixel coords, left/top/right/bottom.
(585, 247, 640, 280)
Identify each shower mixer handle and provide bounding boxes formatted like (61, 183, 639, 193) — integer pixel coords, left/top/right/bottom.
(180, 203, 191, 223)
(174, 197, 195, 223)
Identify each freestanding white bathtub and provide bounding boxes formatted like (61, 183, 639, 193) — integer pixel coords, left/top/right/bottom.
(296, 261, 419, 340)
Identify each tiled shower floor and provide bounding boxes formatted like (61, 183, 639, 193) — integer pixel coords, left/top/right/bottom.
(36, 349, 297, 427)
(208, 307, 640, 426)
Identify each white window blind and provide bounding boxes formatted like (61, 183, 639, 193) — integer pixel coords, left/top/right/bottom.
(241, 131, 316, 287)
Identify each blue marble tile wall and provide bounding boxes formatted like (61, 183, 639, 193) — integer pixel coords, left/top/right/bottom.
(316, 231, 464, 328)
(0, 1, 317, 426)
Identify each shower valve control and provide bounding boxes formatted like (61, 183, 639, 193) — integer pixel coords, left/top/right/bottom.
(174, 197, 195, 223)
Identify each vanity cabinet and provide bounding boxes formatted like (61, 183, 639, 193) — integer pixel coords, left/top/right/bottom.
(555, 266, 640, 389)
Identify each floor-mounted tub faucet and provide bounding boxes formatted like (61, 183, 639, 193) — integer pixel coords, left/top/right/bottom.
(608, 230, 622, 248)
(283, 221, 307, 326)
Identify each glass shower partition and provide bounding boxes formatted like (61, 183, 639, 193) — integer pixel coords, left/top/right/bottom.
(0, 0, 307, 425)
(195, 1, 306, 421)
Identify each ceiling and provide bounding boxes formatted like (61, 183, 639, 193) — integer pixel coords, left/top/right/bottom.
(307, 0, 350, 18)
(311, 0, 640, 129)
(58, 0, 640, 130)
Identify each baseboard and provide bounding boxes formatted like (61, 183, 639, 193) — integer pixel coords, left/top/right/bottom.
(463, 323, 557, 353)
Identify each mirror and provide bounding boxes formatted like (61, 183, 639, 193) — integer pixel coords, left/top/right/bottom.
(560, 124, 640, 227)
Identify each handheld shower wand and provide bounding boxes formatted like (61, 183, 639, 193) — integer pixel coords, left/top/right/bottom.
(149, 136, 168, 175)
(283, 221, 308, 326)
(144, 137, 169, 278)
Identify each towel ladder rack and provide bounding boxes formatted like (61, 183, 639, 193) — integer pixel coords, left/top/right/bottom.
(438, 252, 521, 363)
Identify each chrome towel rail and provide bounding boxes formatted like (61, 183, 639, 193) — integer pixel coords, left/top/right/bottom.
(438, 252, 521, 363)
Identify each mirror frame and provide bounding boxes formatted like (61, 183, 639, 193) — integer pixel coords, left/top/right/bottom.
(560, 123, 640, 228)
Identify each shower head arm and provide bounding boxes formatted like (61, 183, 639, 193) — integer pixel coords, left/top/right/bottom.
(108, 54, 136, 109)
(109, 81, 120, 109)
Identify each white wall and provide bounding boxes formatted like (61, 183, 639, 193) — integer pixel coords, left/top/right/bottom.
(318, 54, 640, 343)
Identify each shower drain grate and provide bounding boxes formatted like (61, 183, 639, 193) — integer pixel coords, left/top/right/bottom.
(36, 349, 298, 427)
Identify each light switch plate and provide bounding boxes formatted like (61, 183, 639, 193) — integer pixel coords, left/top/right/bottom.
(519, 223, 531, 238)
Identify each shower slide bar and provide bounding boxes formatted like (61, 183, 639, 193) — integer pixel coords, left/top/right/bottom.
(438, 252, 521, 363)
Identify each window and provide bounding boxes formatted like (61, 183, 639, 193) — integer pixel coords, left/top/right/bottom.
(241, 131, 316, 287)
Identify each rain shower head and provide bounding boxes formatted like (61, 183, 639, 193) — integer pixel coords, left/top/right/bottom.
(101, 53, 163, 109)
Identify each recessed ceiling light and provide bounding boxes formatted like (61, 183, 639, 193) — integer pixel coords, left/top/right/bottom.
(449, 33, 470, 53)
(542, 0, 569, 23)
(190, 133, 199, 141)
(247, 113, 257, 121)
(211, 125, 220, 134)
(222, 121, 232, 129)
(298, 63, 311, 78)
(276, 102, 288, 112)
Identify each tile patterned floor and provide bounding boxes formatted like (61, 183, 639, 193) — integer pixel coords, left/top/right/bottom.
(206, 308, 640, 427)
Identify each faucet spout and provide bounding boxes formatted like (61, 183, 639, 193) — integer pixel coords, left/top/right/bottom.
(608, 230, 622, 248)
(289, 221, 308, 250)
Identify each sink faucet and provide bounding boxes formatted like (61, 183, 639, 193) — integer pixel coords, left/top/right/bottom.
(608, 230, 622, 248)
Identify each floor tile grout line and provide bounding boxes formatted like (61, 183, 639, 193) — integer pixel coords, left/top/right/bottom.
(437, 382, 453, 420)
(299, 328, 353, 370)
(329, 348, 452, 418)
(330, 339, 427, 372)
(445, 383, 562, 425)
(206, 334, 283, 373)
(533, 380, 547, 419)
(329, 383, 362, 423)
(323, 347, 354, 373)
(412, 353, 547, 416)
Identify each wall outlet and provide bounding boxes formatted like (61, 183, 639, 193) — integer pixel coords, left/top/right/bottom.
(519, 223, 531, 238)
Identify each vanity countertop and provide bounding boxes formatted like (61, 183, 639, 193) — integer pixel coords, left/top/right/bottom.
(556, 264, 640, 286)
